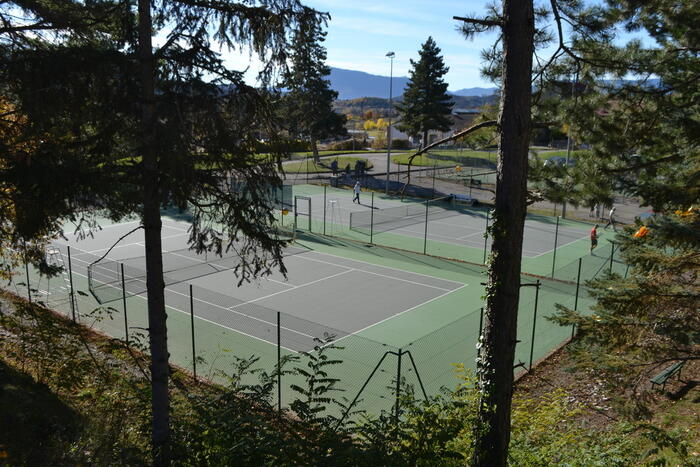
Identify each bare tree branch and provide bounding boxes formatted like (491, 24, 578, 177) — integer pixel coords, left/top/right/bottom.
(399, 120, 497, 197)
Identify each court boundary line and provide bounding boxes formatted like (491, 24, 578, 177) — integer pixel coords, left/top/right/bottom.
(228, 269, 354, 308)
(298, 248, 465, 288)
(331, 284, 468, 347)
(62, 252, 314, 352)
(294, 253, 455, 292)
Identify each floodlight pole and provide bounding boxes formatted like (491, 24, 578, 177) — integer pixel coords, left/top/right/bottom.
(562, 70, 578, 219)
(386, 51, 395, 195)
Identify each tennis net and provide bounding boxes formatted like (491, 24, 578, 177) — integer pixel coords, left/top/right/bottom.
(88, 240, 309, 304)
(349, 196, 459, 234)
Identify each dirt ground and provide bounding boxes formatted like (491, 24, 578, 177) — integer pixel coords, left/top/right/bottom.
(515, 345, 700, 434)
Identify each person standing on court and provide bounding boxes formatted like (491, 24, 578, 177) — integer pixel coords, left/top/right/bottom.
(353, 181, 361, 204)
(604, 206, 617, 231)
(590, 224, 599, 253)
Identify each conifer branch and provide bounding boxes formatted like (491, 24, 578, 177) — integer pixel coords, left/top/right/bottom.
(452, 16, 502, 28)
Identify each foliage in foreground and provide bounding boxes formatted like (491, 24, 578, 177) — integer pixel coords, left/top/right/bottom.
(1, 292, 691, 465)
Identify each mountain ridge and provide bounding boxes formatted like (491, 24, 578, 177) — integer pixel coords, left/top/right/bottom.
(329, 67, 497, 100)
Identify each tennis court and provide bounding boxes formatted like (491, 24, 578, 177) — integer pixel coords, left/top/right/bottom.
(289, 184, 598, 274)
(8, 193, 624, 418)
(56, 218, 466, 353)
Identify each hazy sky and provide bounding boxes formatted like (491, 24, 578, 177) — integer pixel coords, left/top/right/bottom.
(220, 1, 651, 91)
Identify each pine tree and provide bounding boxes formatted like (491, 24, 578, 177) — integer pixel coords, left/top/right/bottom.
(1, 1, 325, 462)
(280, 17, 346, 161)
(396, 37, 454, 148)
(549, 0, 700, 409)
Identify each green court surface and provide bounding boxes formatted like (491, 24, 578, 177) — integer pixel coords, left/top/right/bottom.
(4, 196, 626, 419)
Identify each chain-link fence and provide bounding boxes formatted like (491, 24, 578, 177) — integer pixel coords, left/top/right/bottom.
(4, 226, 625, 420)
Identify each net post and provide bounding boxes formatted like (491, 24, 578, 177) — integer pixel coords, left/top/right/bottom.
(477, 307, 484, 359)
(68, 246, 76, 322)
(121, 263, 129, 344)
(529, 280, 541, 371)
(395, 348, 402, 424)
(190, 284, 197, 380)
(24, 241, 31, 303)
(423, 199, 430, 255)
(370, 192, 374, 245)
(308, 197, 312, 232)
(551, 216, 560, 278)
(323, 184, 327, 236)
(483, 210, 490, 264)
(277, 311, 281, 415)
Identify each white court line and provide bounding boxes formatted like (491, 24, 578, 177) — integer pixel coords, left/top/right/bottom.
(527, 234, 588, 259)
(60, 240, 467, 348)
(65, 241, 463, 293)
(411, 227, 483, 244)
(295, 254, 454, 292)
(76, 232, 189, 255)
(62, 219, 142, 235)
(67, 267, 312, 351)
(228, 269, 353, 309)
(332, 284, 468, 347)
(301, 248, 465, 287)
(58, 248, 305, 336)
(457, 230, 487, 241)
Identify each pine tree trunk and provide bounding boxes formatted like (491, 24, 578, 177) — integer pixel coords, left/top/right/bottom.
(137, 0, 170, 463)
(472, 1, 534, 466)
(422, 130, 428, 150)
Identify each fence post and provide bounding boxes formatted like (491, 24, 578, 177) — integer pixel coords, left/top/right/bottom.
(609, 243, 615, 274)
(572, 257, 582, 339)
(528, 280, 541, 371)
(551, 216, 560, 278)
(323, 184, 327, 236)
(370, 192, 375, 245)
(624, 264, 630, 279)
(24, 242, 31, 303)
(395, 348, 402, 424)
(277, 311, 281, 415)
(190, 284, 197, 379)
(431, 162, 437, 199)
(483, 211, 490, 264)
(67, 246, 76, 322)
(121, 263, 129, 344)
(477, 307, 484, 359)
(469, 167, 473, 197)
(423, 200, 429, 255)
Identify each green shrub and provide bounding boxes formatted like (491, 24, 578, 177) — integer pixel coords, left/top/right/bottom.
(391, 139, 412, 150)
(327, 139, 368, 151)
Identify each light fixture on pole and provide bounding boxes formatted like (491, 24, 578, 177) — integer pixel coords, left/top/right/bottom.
(385, 51, 395, 195)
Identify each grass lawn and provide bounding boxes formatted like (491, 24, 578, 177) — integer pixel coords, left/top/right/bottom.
(533, 149, 585, 159)
(391, 153, 454, 167)
(282, 156, 374, 173)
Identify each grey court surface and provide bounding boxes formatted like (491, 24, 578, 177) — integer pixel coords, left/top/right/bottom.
(57, 218, 464, 352)
(295, 187, 590, 258)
